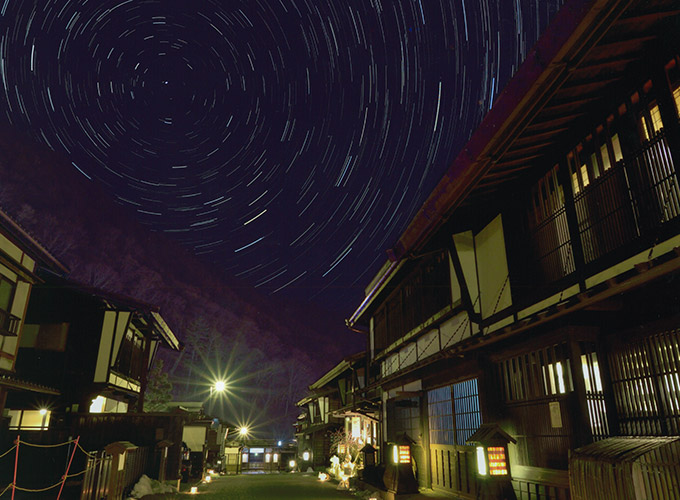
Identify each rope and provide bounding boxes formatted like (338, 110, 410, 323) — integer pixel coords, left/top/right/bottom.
(76, 441, 97, 458)
(0, 445, 16, 460)
(13, 482, 62, 493)
(0, 483, 12, 498)
(18, 438, 78, 448)
(65, 467, 94, 479)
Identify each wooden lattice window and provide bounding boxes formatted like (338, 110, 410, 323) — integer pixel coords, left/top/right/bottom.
(608, 326, 680, 435)
(498, 343, 573, 402)
(427, 378, 482, 446)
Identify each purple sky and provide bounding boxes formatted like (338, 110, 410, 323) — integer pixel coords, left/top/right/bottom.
(0, 0, 564, 317)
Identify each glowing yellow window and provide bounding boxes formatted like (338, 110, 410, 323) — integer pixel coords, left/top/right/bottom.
(673, 86, 680, 116)
(580, 165, 590, 188)
(572, 171, 580, 195)
(611, 134, 623, 163)
(600, 144, 611, 171)
(650, 104, 664, 134)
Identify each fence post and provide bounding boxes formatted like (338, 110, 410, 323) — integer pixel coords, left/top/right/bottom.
(105, 441, 138, 500)
(156, 440, 172, 483)
(57, 436, 80, 500)
(11, 434, 19, 500)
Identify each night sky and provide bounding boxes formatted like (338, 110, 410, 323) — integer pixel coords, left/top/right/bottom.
(1, 0, 564, 316)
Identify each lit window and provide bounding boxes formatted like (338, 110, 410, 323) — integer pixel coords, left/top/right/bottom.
(611, 133, 623, 163)
(581, 355, 603, 392)
(351, 416, 361, 439)
(8, 409, 51, 430)
(589, 153, 600, 178)
(641, 104, 664, 141)
(90, 395, 106, 413)
(663, 372, 680, 413)
(572, 171, 580, 195)
(599, 143, 611, 171)
(89, 395, 128, 414)
(650, 104, 664, 134)
(543, 362, 567, 395)
(580, 165, 590, 188)
(673, 86, 680, 116)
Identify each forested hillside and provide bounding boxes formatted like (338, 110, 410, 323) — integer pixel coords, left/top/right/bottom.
(0, 124, 363, 436)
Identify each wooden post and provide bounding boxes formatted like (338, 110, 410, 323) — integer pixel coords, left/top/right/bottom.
(11, 434, 19, 500)
(57, 436, 80, 500)
(137, 328, 153, 413)
(557, 157, 586, 290)
(105, 441, 137, 500)
(568, 337, 594, 448)
(156, 440, 172, 483)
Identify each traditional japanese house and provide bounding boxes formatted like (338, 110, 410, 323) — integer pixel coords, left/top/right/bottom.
(0, 208, 69, 428)
(6, 274, 181, 429)
(347, 0, 680, 498)
(295, 352, 370, 469)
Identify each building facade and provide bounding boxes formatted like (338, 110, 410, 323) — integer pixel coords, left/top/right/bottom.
(347, 0, 680, 498)
(0, 208, 69, 428)
(7, 275, 180, 430)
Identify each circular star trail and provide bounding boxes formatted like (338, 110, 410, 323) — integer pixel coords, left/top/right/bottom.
(0, 0, 563, 314)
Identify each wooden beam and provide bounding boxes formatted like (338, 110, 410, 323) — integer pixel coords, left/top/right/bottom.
(513, 127, 570, 147)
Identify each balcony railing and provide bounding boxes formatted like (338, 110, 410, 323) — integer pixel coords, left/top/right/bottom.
(520, 131, 680, 297)
(576, 131, 679, 264)
(0, 308, 21, 337)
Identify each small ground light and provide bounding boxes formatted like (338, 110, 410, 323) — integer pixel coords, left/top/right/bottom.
(39, 408, 47, 416)
(190, 486, 198, 494)
(204, 475, 211, 483)
(289, 460, 296, 468)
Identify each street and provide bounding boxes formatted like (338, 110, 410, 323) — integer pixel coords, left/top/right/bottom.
(182, 473, 362, 500)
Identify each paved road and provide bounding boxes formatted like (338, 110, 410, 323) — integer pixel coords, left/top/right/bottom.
(182, 473, 358, 499)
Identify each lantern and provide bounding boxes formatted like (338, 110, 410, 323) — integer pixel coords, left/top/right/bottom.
(392, 444, 411, 464)
(360, 443, 377, 467)
(382, 433, 418, 495)
(466, 424, 517, 500)
(302, 449, 311, 462)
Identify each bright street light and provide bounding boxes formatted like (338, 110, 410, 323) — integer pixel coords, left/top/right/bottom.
(213, 380, 226, 392)
(239, 426, 249, 437)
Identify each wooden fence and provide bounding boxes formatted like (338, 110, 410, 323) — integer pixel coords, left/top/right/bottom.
(80, 444, 150, 500)
(429, 444, 477, 499)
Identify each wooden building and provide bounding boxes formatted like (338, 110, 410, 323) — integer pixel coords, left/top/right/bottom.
(6, 275, 180, 428)
(346, 0, 680, 498)
(295, 352, 372, 469)
(0, 208, 68, 427)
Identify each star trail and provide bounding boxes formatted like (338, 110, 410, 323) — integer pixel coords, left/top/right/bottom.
(0, 0, 564, 314)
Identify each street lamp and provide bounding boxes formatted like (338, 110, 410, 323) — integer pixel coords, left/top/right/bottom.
(239, 426, 249, 438)
(208, 380, 226, 417)
(210, 380, 227, 394)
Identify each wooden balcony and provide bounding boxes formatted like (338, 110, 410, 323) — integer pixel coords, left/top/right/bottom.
(516, 130, 680, 304)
